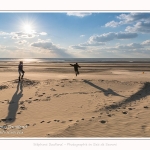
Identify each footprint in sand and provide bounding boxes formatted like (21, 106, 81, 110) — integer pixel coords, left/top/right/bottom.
(81, 118, 84, 120)
(69, 120, 73, 122)
(100, 120, 107, 124)
(1, 119, 7, 122)
(20, 106, 27, 110)
(50, 88, 56, 91)
(40, 121, 45, 123)
(19, 101, 24, 105)
(54, 120, 60, 122)
(144, 106, 149, 109)
(76, 120, 79, 122)
(17, 111, 22, 114)
(122, 111, 128, 114)
(122, 107, 126, 109)
(29, 97, 32, 99)
(107, 114, 112, 117)
(33, 123, 36, 126)
(33, 99, 39, 101)
(61, 121, 66, 123)
(74, 123, 78, 126)
(38, 95, 43, 97)
(47, 121, 51, 123)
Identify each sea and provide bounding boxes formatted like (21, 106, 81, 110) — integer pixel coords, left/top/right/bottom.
(0, 58, 150, 63)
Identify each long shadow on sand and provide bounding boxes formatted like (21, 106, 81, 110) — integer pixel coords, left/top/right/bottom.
(104, 82, 150, 110)
(5, 81, 23, 123)
(83, 80, 125, 97)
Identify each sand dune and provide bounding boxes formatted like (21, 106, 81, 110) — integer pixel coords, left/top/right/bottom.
(0, 62, 150, 137)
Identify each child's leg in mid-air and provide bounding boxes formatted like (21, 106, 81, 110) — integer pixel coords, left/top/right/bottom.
(76, 70, 79, 76)
(75, 71, 79, 76)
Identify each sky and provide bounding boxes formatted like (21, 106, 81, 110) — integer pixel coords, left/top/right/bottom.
(0, 12, 150, 58)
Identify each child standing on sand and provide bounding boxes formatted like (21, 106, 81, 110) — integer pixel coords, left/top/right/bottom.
(18, 61, 25, 81)
(70, 62, 81, 76)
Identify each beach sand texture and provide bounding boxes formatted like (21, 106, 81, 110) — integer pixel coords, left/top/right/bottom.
(0, 62, 150, 137)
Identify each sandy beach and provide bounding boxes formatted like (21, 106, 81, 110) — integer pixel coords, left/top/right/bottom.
(0, 61, 150, 137)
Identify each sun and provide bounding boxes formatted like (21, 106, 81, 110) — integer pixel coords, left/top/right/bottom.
(23, 23, 33, 34)
(19, 18, 36, 34)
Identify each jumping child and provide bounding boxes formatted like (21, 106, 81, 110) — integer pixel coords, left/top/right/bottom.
(70, 63, 81, 76)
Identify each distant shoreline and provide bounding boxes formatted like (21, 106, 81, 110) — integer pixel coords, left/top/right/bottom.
(0, 58, 150, 63)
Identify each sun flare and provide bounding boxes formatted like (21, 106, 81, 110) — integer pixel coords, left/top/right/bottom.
(23, 23, 33, 34)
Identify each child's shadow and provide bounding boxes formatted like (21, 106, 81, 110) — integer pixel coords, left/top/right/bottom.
(5, 81, 23, 123)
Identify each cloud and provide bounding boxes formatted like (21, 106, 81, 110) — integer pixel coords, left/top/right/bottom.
(16, 40, 27, 45)
(0, 30, 43, 39)
(67, 12, 92, 17)
(116, 32, 138, 39)
(105, 13, 150, 28)
(70, 45, 87, 50)
(80, 35, 85, 37)
(70, 32, 138, 51)
(125, 22, 150, 33)
(115, 43, 144, 50)
(11, 31, 38, 39)
(117, 13, 150, 23)
(0, 31, 9, 36)
(31, 40, 71, 57)
(142, 40, 150, 46)
(84, 42, 145, 56)
(90, 33, 116, 42)
(89, 32, 138, 42)
(0, 45, 6, 50)
(80, 41, 105, 46)
(70, 39, 106, 50)
(104, 21, 121, 28)
(39, 32, 47, 35)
